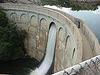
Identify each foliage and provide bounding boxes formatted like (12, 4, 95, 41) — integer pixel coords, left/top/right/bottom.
(0, 7, 8, 27)
(0, 7, 27, 61)
(41, 0, 99, 11)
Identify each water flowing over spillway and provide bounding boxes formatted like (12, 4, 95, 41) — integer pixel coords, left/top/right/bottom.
(30, 23, 56, 75)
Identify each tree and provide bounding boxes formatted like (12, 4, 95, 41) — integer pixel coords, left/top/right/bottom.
(0, 7, 27, 61)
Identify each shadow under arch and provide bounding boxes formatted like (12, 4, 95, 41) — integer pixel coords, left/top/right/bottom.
(10, 12, 17, 21)
(58, 27, 64, 41)
(65, 35, 70, 49)
(49, 22, 56, 30)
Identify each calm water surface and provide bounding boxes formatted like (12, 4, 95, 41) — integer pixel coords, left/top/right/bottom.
(45, 5, 100, 43)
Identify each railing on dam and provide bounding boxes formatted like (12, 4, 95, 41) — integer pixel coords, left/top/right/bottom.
(53, 55, 100, 75)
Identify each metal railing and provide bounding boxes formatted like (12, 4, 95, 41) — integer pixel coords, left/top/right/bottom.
(53, 55, 100, 75)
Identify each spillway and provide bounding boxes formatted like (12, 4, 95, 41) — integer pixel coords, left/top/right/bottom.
(30, 23, 56, 75)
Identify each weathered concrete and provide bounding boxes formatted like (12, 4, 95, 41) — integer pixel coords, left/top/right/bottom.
(48, 7, 100, 61)
(0, 3, 100, 73)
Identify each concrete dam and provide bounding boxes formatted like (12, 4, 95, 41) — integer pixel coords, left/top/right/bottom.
(0, 2, 100, 75)
(30, 23, 56, 75)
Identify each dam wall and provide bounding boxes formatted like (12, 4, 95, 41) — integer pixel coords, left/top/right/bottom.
(0, 3, 99, 73)
(49, 8, 100, 60)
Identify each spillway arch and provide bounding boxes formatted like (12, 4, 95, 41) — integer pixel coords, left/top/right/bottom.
(30, 22, 56, 75)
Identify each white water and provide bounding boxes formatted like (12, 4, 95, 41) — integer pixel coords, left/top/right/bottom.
(30, 23, 56, 75)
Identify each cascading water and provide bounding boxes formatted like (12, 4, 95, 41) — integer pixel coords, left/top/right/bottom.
(30, 23, 56, 75)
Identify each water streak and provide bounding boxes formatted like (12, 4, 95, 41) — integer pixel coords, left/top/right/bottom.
(30, 23, 56, 75)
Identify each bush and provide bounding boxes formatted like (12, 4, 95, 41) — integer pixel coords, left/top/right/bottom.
(0, 7, 27, 61)
(0, 7, 8, 27)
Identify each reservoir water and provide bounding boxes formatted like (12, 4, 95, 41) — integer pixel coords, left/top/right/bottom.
(44, 5, 100, 43)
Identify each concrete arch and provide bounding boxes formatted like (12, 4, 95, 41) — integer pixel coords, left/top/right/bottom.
(20, 14, 27, 24)
(58, 27, 65, 42)
(63, 34, 73, 68)
(30, 15, 37, 26)
(40, 18, 47, 30)
(49, 22, 56, 29)
(65, 35, 70, 49)
(38, 18, 48, 61)
(65, 35, 72, 51)
(65, 34, 76, 58)
(58, 27, 63, 31)
(65, 34, 76, 60)
(20, 14, 28, 31)
(10, 13, 17, 21)
(57, 27, 65, 52)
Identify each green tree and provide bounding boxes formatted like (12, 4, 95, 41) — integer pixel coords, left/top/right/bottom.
(0, 7, 27, 61)
(41, 0, 99, 11)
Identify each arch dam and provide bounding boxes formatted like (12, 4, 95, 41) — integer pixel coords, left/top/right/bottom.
(0, 3, 100, 75)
